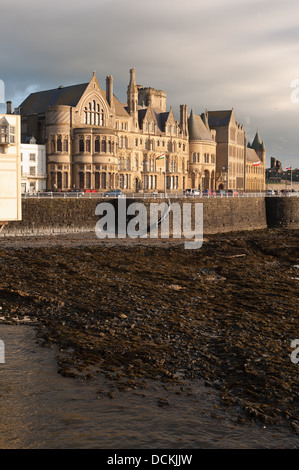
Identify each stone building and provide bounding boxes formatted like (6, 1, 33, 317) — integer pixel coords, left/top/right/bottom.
(188, 109, 217, 190)
(246, 131, 266, 191)
(18, 68, 264, 193)
(206, 109, 246, 190)
(20, 138, 47, 193)
(18, 69, 215, 192)
(0, 102, 22, 228)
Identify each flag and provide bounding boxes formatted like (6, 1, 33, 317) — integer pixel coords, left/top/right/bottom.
(286, 166, 292, 170)
(156, 154, 165, 160)
(252, 161, 260, 166)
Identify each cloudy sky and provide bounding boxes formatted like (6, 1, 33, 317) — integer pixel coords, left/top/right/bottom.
(1, 0, 299, 168)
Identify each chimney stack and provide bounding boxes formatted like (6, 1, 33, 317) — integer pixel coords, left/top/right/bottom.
(180, 104, 188, 136)
(106, 75, 114, 108)
(6, 101, 12, 114)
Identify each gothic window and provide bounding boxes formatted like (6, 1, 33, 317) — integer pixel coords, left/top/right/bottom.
(126, 157, 130, 171)
(95, 138, 100, 153)
(86, 139, 91, 153)
(102, 139, 106, 153)
(57, 136, 62, 152)
(51, 138, 55, 153)
(63, 138, 68, 153)
(84, 101, 104, 126)
(79, 138, 84, 152)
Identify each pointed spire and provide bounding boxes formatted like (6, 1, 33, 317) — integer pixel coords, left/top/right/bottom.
(188, 109, 197, 140)
(251, 131, 263, 151)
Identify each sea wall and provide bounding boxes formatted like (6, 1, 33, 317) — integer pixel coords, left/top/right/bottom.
(266, 196, 299, 229)
(0, 196, 282, 237)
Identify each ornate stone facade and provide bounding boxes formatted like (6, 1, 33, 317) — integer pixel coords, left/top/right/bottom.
(18, 69, 265, 193)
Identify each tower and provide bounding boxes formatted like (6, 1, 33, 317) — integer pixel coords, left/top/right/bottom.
(250, 131, 266, 162)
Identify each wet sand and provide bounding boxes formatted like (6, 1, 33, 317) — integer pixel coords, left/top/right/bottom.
(0, 228, 298, 435)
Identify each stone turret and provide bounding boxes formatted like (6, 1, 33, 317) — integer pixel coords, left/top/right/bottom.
(250, 131, 266, 162)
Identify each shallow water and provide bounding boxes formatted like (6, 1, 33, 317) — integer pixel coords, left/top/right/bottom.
(0, 325, 297, 449)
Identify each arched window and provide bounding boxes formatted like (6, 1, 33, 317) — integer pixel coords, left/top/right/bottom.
(95, 138, 100, 153)
(102, 139, 106, 153)
(86, 139, 91, 153)
(51, 138, 55, 153)
(79, 138, 84, 153)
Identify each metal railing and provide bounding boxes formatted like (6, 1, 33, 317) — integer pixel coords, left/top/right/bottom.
(21, 191, 299, 199)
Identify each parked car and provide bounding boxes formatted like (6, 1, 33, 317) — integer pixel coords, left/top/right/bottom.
(266, 189, 275, 195)
(104, 189, 122, 197)
(66, 189, 85, 197)
(215, 190, 226, 197)
(184, 188, 200, 196)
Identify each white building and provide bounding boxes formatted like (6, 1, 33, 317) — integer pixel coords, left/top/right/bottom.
(0, 106, 22, 229)
(20, 138, 47, 193)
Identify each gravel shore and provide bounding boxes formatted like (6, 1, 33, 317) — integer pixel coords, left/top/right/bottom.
(0, 228, 298, 434)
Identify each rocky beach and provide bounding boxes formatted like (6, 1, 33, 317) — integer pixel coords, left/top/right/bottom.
(0, 228, 298, 437)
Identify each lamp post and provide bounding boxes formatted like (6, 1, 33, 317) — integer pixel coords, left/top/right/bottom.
(222, 165, 229, 192)
(143, 158, 147, 196)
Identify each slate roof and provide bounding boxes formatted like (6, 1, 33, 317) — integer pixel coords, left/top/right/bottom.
(206, 110, 233, 127)
(19, 83, 90, 115)
(188, 109, 215, 142)
(251, 131, 265, 151)
(19, 82, 130, 118)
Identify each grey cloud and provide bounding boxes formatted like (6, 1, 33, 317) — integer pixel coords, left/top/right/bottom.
(1, 0, 299, 167)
